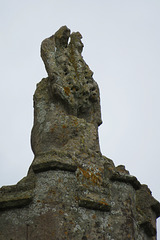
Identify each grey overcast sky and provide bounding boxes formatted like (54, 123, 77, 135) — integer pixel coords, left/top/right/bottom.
(1, 0, 160, 236)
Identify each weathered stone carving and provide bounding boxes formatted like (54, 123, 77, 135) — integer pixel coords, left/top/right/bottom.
(0, 26, 160, 240)
(31, 26, 102, 163)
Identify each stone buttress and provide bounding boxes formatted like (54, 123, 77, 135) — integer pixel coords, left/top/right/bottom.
(0, 26, 160, 240)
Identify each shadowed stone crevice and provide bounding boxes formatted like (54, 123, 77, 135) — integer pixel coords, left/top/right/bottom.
(140, 222, 157, 237)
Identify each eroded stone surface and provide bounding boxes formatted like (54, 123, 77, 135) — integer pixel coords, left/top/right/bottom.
(0, 171, 35, 210)
(0, 162, 159, 239)
(0, 26, 160, 240)
(31, 26, 102, 163)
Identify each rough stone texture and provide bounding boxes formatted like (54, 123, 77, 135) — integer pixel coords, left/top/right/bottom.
(31, 25, 102, 162)
(0, 26, 160, 240)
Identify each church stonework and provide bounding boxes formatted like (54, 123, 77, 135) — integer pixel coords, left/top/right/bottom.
(0, 26, 160, 240)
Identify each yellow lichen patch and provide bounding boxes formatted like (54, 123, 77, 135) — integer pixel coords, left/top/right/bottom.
(74, 120, 78, 125)
(95, 172, 101, 177)
(79, 167, 90, 179)
(64, 87, 71, 96)
(98, 167, 103, 172)
(99, 199, 109, 206)
(75, 196, 79, 201)
(78, 167, 102, 185)
(50, 128, 54, 133)
(90, 172, 102, 185)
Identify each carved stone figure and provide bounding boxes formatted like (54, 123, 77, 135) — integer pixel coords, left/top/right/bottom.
(31, 26, 102, 160)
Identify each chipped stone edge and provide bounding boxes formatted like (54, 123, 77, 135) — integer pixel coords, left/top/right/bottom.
(0, 172, 36, 210)
(0, 190, 33, 210)
(32, 159, 77, 173)
(110, 172, 141, 190)
(78, 198, 111, 212)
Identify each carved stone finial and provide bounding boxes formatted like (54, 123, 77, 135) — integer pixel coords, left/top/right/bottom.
(31, 26, 102, 160)
(0, 26, 160, 240)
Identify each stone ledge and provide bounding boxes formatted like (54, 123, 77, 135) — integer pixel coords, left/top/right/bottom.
(0, 172, 35, 210)
(31, 153, 77, 173)
(110, 172, 141, 190)
(32, 159, 77, 173)
(78, 188, 111, 212)
(136, 184, 160, 218)
(104, 160, 141, 190)
(0, 190, 33, 210)
(79, 198, 111, 212)
(136, 184, 160, 237)
(79, 197, 111, 212)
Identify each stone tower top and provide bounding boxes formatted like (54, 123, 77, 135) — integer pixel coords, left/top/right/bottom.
(0, 26, 160, 240)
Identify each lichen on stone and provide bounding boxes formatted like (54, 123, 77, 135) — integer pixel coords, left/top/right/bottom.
(0, 26, 160, 240)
